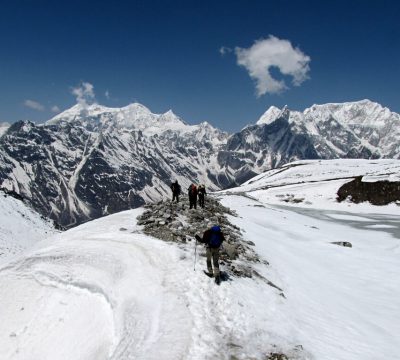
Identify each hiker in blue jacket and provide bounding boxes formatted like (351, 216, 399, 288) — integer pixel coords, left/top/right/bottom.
(198, 225, 225, 285)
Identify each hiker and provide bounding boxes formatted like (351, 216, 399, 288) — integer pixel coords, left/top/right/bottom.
(196, 225, 225, 285)
(198, 184, 206, 208)
(188, 183, 198, 209)
(170, 180, 181, 203)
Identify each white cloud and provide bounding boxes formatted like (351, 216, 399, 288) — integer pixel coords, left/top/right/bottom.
(51, 105, 61, 113)
(219, 46, 232, 56)
(71, 81, 96, 107)
(24, 99, 45, 111)
(235, 35, 311, 96)
(105, 90, 110, 99)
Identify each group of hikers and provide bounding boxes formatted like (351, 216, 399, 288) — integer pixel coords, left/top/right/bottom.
(170, 180, 206, 209)
(169, 180, 223, 285)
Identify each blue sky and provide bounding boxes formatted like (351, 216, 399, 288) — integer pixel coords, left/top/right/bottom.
(0, 0, 399, 131)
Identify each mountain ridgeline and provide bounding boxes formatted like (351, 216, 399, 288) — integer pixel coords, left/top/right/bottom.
(0, 100, 399, 227)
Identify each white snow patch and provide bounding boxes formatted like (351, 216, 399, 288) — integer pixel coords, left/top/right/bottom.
(0, 191, 56, 265)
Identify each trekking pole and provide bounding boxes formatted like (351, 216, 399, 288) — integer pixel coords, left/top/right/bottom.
(193, 236, 198, 271)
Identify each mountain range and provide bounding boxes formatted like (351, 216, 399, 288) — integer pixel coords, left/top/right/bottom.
(0, 99, 399, 227)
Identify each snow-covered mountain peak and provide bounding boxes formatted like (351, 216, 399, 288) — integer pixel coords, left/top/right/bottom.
(158, 109, 185, 125)
(46, 101, 191, 134)
(303, 99, 399, 128)
(256, 105, 281, 125)
(256, 105, 294, 126)
(118, 102, 153, 119)
(46, 103, 115, 125)
(254, 99, 400, 140)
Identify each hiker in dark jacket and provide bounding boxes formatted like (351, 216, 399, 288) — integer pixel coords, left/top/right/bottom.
(188, 183, 198, 209)
(198, 184, 206, 208)
(170, 180, 181, 203)
(198, 225, 225, 284)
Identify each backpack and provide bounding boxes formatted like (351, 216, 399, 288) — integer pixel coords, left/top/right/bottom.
(171, 182, 181, 194)
(189, 184, 197, 196)
(209, 226, 223, 248)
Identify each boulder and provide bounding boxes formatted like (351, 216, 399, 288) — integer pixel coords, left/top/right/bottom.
(331, 241, 352, 248)
(337, 176, 400, 205)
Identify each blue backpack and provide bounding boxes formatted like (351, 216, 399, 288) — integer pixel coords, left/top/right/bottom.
(209, 226, 223, 248)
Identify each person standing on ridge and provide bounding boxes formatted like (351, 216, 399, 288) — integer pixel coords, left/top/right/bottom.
(195, 225, 225, 285)
(198, 184, 206, 208)
(170, 180, 181, 203)
(188, 183, 198, 209)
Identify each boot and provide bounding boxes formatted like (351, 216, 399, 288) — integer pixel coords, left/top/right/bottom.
(215, 275, 221, 285)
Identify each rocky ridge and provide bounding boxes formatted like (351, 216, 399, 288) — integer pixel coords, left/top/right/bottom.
(136, 195, 280, 284)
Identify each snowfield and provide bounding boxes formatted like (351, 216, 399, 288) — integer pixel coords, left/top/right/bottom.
(0, 159, 399, 359)
(0, 191, 56, 265)
(0, 209, 287, 360)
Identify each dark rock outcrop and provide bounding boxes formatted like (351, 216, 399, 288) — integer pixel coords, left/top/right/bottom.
(136, 196, 263, 279)
(337, 176, 400, 205)
(331, 241, 353, 248)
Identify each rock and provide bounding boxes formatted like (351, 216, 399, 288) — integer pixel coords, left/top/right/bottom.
(331, 241, 352, 248)
(266, 353, 288, 360)
(337, 176, 400, 205)
(223, 243, 239, 260)
(137, 195, 263, 282)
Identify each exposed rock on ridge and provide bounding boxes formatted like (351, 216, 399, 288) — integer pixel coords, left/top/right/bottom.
(136, 196, 263, 279)
(337, 176, 400, 205)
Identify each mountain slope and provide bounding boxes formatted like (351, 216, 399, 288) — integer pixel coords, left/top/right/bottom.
(221, 100, 400, 183)
(0, 99, 399, 227)
(0, 189, 56, 265)
(0, 105, 228, 227)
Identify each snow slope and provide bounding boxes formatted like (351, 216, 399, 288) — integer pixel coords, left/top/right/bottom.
(228, 158, 400, 214)
(0, 190, 56, 265)
(0, 208, 291, 360)
(220, 194, 400, 360)
(1, 159, 399, 359)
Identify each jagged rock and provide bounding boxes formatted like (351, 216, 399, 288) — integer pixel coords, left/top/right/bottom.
(266, 353, 288, 360)
(137, 195, 261, 279)
(331, 241, 352, 248)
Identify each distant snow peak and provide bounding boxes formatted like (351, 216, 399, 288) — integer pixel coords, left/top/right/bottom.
(256, 105, 292, 126)
(159, 109, 184, 124)
(47, 101, 189, 133)
(257, 106, 281, 125)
